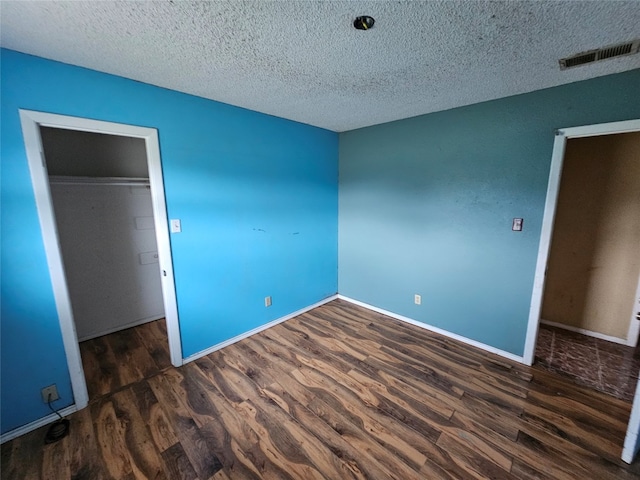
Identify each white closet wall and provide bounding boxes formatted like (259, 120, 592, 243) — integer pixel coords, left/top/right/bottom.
(50, 181, 164, 340)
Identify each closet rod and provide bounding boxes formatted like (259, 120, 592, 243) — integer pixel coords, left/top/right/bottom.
(48, 175, 150, 187)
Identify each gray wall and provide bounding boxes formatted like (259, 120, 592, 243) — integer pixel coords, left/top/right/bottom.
(41, 127, 148, 178)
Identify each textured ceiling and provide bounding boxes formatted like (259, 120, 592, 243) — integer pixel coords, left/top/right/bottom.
(1, 1, 639, 132)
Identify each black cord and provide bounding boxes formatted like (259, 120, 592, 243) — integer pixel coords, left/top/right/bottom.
(44, 392, 70, 444)
(47, 393, 63, 420)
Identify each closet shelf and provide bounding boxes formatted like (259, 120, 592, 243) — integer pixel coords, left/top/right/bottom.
(48, 175, 150, 186)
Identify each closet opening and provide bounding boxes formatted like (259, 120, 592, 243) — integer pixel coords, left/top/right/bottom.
(42, 127, 170, 400)
(20, 110, 182, 411)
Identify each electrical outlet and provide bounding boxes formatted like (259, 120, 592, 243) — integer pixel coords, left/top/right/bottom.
(265, 296, 272, 307)
(41, 385, 59, 403)
(414, 294, 421, 305)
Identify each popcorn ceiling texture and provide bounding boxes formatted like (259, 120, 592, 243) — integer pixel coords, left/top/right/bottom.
(1, 1, 639, 132)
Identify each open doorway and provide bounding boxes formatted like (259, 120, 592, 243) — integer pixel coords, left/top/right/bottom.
(523, 118, 640, 463)
(533, 131, 640, 401)
(20, 110, 182, 411)
(41, 127, 171, 400)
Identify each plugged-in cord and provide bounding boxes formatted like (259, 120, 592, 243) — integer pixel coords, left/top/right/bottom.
(47, 393, 63, 420)
(44, 392, 69, 444)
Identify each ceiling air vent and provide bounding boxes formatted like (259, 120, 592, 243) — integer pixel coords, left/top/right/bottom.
(559, 39, 640, 70)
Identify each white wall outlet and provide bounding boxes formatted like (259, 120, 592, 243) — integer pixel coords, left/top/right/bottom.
(41, 384, 59, 403)
(170, 219, 182, 233)
(414, 294, 421, 305)
(265, 296, 272, 307)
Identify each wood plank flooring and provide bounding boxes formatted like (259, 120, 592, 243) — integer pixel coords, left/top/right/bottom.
(79, 319, 172, 399)
(3, 299, 640, 479)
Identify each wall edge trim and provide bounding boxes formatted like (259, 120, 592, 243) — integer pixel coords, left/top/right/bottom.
(1, 405, 78, 444)
(540, 319, 631, 346)
(182, 294, 339, 364)
(337, 295, 525, 364)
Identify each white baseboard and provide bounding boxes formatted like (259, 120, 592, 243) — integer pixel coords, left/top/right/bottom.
(1, 297, 340, 444)
(337, 295, 525, 364)
(3, 293, 530, 444)
(540, 319, 631, 346)
(78, 314, 165, 342)
(182, 295, 339, 364)
(0, 404, 78, 444)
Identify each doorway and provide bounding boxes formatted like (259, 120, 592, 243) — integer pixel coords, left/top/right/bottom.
(20, 110, 182, 410)
(535, 131, 640, 400)
(523, 118, 640, 463)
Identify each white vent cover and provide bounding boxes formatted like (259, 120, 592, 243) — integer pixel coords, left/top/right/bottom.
(560, 39, 640, 70)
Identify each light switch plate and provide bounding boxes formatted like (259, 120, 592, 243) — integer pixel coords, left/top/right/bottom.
(512, 218, 523, 231)
(170, 219, 182, 233)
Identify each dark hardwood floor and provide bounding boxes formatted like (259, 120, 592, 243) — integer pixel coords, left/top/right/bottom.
(79, 319, 172, 400)
(2, 299, 640, 479)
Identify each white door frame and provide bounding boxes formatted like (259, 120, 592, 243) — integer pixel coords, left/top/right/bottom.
(523, 118, 640, 367)
(20, 110, 183, 411)
(628, 276, 640, 348)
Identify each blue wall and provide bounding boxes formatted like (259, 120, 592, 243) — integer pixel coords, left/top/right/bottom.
(339, 69, 640, 356)
(2, 46, 639, 436)
(0, 49, 338, 434)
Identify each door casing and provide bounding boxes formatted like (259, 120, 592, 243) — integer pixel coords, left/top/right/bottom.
(523, 118, 640, 366)
(20, 110, 183, 411)
(520, 118, 640, 463)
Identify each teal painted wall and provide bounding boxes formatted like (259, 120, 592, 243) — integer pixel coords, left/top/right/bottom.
(2, 45, 638, 438)
(1, 49, 338, 434)
(339, 69, 640, 356)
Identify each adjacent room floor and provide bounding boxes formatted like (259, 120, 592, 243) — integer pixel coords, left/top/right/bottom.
(535, 323, 640, 403)
(2, 300, 640, 479)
